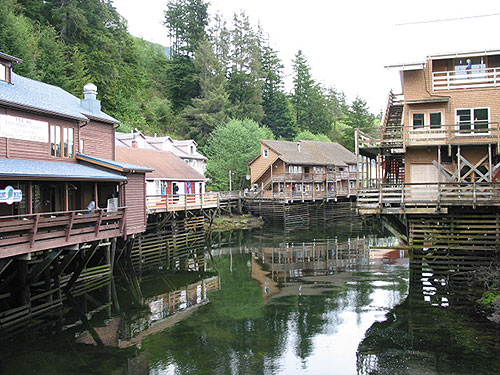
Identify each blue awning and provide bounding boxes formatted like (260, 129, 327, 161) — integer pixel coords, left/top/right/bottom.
(0, 158, 126, 181)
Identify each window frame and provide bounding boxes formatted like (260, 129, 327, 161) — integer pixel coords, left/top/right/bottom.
(409, 110, 444, 131)
(50, 125, 75, 158)
(455, 107, 490, 136)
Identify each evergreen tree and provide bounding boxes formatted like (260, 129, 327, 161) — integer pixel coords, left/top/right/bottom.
(291, 50, 330, 135)
(182, 39, 230, 143)
(261, 45, 296, 139)
(342, 97, 377, 151)
(164, 0, 209, 56)
(226, 11, 264, 123)
(164, 55, 200, 113)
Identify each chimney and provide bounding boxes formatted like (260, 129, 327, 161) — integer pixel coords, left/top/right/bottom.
(81, 83, 101, 114)
(132, 140, 138, 148)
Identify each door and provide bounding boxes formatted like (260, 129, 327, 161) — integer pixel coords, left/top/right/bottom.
(410, 164, 439, 201)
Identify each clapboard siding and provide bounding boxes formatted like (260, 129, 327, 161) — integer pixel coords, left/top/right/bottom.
(0, 107, 79, 162)
(124, 172, 147, 234)
(79, 121, 114, 160)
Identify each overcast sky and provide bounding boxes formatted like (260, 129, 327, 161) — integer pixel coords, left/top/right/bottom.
(113, 0, 500, 114)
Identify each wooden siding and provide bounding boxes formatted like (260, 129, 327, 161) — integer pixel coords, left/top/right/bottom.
(0, 107, 79, 162)
(124, 172, 147, 234)
(79, 121, 114, 160)
(250, 144, 280, 184)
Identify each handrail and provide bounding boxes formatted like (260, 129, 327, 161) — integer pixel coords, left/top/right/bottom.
(357, 122, 500, 149)
(357, 182, 500, 210)
(146, 192, 220, 212)
(0, 207, 126, 256)
(433, 67, 500, 90)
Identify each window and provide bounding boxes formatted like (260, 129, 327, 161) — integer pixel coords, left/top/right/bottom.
(50, 125, 74, 157)
(411, 111, 444, 131)
(0, 64, 6, 82)
(190, 145, 194, 154)
(263, 148, 268, 157)
(80, 139, 84, 154)
(456, 108, 489, 135)
(412, 113, 425, 129)
(430, 112, 442, 129)
(349, 165, 357, 172)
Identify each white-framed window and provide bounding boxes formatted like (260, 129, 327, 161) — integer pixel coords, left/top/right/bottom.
(410, 111, 444, 130)
(456, 107, 489, 135)
(50, 125, 74, 158)
(348, 164, 356, 172)
(263, 148, 268, 157)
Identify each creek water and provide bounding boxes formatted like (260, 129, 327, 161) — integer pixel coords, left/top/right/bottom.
(0, 219, 499, 375)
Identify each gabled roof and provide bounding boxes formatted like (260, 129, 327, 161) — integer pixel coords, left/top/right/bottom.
(115, 147, 207, 181)
(76, 153, 153, 173)
(0, 73, 119, 124)
(0, 158, 126, 181)
(261, 140, 356, 167)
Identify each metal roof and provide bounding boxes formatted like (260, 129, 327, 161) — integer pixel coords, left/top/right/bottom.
(0, 158, 126, 181)
(0, 73, 119, 124)
(76, 153, 153, 173)
(115, 147, 206, 181)
(260, 140, 356, 167)
(428, 49, 500, 60)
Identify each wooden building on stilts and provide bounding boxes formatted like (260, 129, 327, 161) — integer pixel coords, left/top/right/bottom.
(0, 52, 152, 332)
(356, 49, 500, 284)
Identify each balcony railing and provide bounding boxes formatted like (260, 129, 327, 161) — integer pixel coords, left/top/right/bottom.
(146, 193, 220, 213)
(357, 182, 500, 213)
(269, 172, 353, 183)
(357, 122, 500, 150)
(433, 68, 500, 91)
(250, 187, 355, 201)
(0, 208, 126, 258)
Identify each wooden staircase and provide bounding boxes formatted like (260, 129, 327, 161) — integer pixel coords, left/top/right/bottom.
(381, 91, 404, 148)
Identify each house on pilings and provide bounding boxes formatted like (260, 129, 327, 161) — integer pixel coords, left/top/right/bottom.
(356, 49, 500, 281)
(249, 139, 357, 201)
(0, 51, 152, 328)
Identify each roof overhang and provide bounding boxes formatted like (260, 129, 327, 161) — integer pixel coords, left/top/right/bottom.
(146, 177, 208, 182)
(0, 159, 126, 181)
(384, 62, 425, 71)
(428, 49, 500, 60)
(0, 52, 23, 65)
(406, 97, 449, 105)
(77, 153, 153, 173)
(0, 99, 87, 122)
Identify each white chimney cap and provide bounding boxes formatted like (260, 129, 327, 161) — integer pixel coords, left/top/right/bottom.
(83, 83, 97, 95)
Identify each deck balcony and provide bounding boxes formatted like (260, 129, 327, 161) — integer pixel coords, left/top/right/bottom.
(357, 182, 500, 214)
(0, 208, 126, 259)
(268, 172, 353, 184)
(357, 122, 500, 154)
(433, 68, 500, 91)
(146, 193, 220, 213)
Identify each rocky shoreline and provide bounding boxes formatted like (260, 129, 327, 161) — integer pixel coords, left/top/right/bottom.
(207, 214, 264, 231)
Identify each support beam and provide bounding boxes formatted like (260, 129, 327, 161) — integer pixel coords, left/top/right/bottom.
(63, 241, 100, 294)
(27, 248, 64, 283)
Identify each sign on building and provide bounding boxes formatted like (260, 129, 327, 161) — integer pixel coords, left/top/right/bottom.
(0, 186, 22, 205)
(0, 115, 49, 143)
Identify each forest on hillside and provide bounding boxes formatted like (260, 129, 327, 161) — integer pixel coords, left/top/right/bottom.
(0, 0, 379, 189)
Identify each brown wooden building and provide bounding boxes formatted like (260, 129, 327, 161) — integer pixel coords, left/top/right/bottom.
(0, 52, 151, 259)
(357, 49, 500, 214)
(249, 140, 357, 201)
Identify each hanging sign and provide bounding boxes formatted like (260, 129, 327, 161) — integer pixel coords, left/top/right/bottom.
(0, 186, 22, 205)
(0, 115, 49, 143)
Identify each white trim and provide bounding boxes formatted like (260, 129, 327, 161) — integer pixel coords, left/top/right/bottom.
(429, 49, 500, 61)
(455, 107, 491, 136)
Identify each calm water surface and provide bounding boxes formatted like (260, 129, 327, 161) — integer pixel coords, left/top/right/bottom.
(0, 220, 499, 375)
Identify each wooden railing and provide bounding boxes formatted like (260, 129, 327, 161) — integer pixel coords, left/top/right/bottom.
(0, 208, 126, 259)
(433, 67, 500, 91)
(249, 188, 355, 201)
(357, 182, 500, 213)
(269, 172, 354, 183)
(357, 122, 500, 150)
(146, 193, 220, 213)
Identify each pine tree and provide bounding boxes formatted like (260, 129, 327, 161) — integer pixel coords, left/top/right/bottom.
(261, 46, 296, 139)
(182, 39, 230, 143)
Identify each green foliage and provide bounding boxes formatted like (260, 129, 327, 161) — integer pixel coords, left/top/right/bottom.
(164, 54, 201, 113)
(204, 119, 274, 191)
(294, 131, 331, 142)
(164, 0, 209, 56)
(291, 50, 330, 135)
(480, 292, 500, 305)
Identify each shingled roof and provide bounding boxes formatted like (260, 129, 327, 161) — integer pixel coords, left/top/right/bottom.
(261, 140, 356, 167)
(115, 147, 207, 181)
(0, 73, 119, 124)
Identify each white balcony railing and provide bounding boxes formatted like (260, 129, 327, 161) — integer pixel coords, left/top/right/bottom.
(433, 67, 500, 91)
